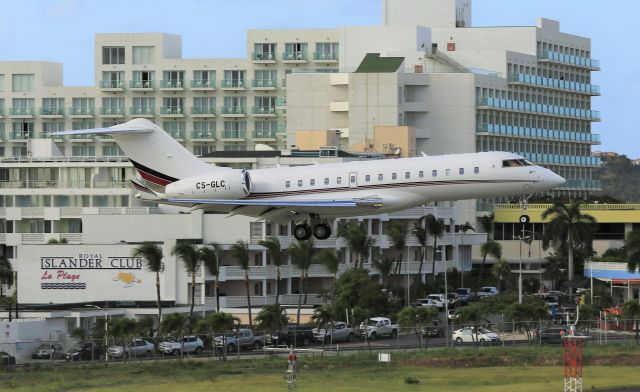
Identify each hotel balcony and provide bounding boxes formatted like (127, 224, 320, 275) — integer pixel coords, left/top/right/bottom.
(191, 106, 216, 118)
(313, 52, 338, 63)
(252, 52, 277, 63)
(538, 51, 600, 71)
(9, 107, 35, 118)
(251, 79, 277, 90)
(476, 97, 600, 121)
(99, 80, 125, 91)
(476, 123, 601, 145)
(190, 79, 216, 90)
(129, 106, 155, 117)
(39, 108, 65, 118)
(220, 130, 246, 140)
(99, 107, 126, 117)
(9, 131, 34, 140)
(210, 294, 325, 308)
(220, 79, 246, 90)
(190, 130, 216, 141)
(159, 106, 185, 117)
(282, 52, 308, 63)
(508, 73, 600, 95)
(129, 80, 155, 90)
(251, 130, 278, 141)
(251, 106, 276, 117)
(159, 80, 185, 90)
(220, 106, 246, 117)
(166, 130, 186, 141)
(68, 107, 95, 118)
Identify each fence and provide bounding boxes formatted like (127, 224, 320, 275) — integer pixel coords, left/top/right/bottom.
(1, 320, 638, 366)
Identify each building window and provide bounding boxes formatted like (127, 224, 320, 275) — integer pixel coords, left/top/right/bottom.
(474, 166, 480, 174)
(298, 180, 303, 187)
(253, 43, 276, 60)
(72, 145, 96, 157)
(365, 175, 371, 182)
(103, 145, 123, 157)
(132, 46, 154, 64)
(432, 170, 437, 177)
(419, 171, 424, 178)
(12, 74, 34, 92)
(193, 145, 215, 156)
(193, 70, 215, 87)
(223, 70, 246, 87)
(0, 74, 4, 92)
(459, 168, 464, 175)
(72, 121, 95, 130)
(285, 181, 290, 188)
(102, 47, 125, 64)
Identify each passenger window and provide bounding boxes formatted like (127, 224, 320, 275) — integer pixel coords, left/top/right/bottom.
(419, 171, 424, 178)
(285, 181, 290, 188)
(392, 173, 397, 180)
(445, 169, 451, 176)
(378, 174, 383, 181)
(310, 179, 315, 186)
(337, 177, 342, 184)
(298, 180, 303, 187)
(432, 170, 437, 177)
(365, 175, 371, 182)
(405, 172, 410, 179)
(459, 168, 464, 175)
(474, 167, 479, 174)
(324, 178, 329, 185)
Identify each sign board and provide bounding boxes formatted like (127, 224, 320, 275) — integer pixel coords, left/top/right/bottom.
(17, 245, 170, 304)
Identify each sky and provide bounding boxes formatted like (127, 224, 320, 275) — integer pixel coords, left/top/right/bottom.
(0, 0, 637, 157)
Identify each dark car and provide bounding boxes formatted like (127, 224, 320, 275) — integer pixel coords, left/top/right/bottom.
(65, 342, 103, 361)
(0, 351, 16, 366)
(32, 343, 65, 360)
(267, 325, 314, 347)
(535, 326, 588, 344)
(421, 320, 444, 338)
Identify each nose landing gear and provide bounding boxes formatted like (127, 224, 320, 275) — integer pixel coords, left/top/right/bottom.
(518, 194, 531, 224)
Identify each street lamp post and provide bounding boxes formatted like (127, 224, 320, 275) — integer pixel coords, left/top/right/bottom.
(513, 225, 531, 305)
(85, 304, 108, 360)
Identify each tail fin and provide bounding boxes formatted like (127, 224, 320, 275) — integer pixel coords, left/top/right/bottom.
(53, 119, 226, 187)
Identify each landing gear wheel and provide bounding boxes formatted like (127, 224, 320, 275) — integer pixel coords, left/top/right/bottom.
(294, 224, 312, 241)
(519, 214, 530, 224)
(313, 223, 332, 240)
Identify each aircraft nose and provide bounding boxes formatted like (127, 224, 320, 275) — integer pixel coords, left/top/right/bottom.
(547, 171, 566, 187)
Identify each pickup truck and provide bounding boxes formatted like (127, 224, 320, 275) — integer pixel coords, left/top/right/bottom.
(214, 329, 264, 352)
(266, 325, 314, 347)
(157, 336, 204, 355)
(359, 317, 399, 340)
(412, 298, 440, 309)
(312, 321, 356, 343)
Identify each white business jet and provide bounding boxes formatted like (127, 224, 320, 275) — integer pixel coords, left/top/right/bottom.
(54, 119, 565, 240)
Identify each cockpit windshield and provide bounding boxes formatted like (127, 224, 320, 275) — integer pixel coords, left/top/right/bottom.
(502, 159, 534, 168)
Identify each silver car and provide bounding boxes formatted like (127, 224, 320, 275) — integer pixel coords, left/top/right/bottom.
(107, 339, 155, 359)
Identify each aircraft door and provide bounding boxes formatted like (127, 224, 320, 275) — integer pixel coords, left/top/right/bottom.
(348, 172, 358, 188)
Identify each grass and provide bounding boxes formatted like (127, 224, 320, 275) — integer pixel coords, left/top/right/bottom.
(1, 345, 639, 392)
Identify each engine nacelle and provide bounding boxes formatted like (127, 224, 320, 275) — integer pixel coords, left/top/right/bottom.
(164, 170, 251, 200)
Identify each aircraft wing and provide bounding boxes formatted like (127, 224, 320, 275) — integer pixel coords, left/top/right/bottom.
(166, 197, 383, 208)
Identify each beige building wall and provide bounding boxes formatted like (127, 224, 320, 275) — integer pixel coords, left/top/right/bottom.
(372, 125, 415, 158)
(294, 130, 339, 150)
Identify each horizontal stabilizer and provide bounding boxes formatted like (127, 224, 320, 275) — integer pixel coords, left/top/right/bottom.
(166, 197, 384, 208)
(130, 178, 158, 196)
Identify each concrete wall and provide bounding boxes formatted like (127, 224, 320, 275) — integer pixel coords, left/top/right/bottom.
(383, 0, 471, 29)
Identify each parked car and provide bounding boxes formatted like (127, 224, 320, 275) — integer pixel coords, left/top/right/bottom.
(447, 292, 460, 308)
(447, 308, 459, 320)
(157, 336, 204, 355)
(456, 288, 476, 305)
(426, 294, 447, 310)
(267, 325, 314, 347)
(65, 342, 103, 361)
(312, 321, 356, 343)
(452, 327, 500, 345)
(412, 298, 440, 309)
(535, 326, 589, 344)
(0, 351, 16, 366)
(214, 329, 264, 353)
(477, 286, 499, 298)
(32, 343, 65, 360)
(421, 320, 444, 338)
(107, 339, 155, 359)
(359, 317, 399, 340)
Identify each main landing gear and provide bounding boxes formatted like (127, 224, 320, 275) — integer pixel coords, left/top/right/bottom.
(293, 216, 332, 241)
(518, 194, 531, 224)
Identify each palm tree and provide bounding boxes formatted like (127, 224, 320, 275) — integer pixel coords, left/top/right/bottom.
(195, 312, 239, 360)
(622, 300, 640, 345)
(397, 306, 436, 350)
(0, 256, 14, 297)
(388, 221, 407, 281)
(311, 305, 334, 355)
(315, 249, 340, 305)
(424, 214, 445, 285)
(259, 237, 288, 305)
(289, 239, 315, 325)
(492, 258, 511, 293)
(230, 240, 253, 330)
(171, 242, 201, 323)
(199, 244, 221, 312)
(255, 304, 288, 344)
(625, 230, 640, 273)
(478, 213, 494, 240)
(477, 240, 502, 285)
(337, 221, 375, 268)
(414, 226, 428, 290)
(132, 242, 164, 325)
(542, 200, 596, 293)
(372, 253, 395, 289)
(458, 222, 475, 287)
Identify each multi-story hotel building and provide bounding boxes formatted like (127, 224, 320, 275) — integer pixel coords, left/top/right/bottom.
(0, 0, 602, 326)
